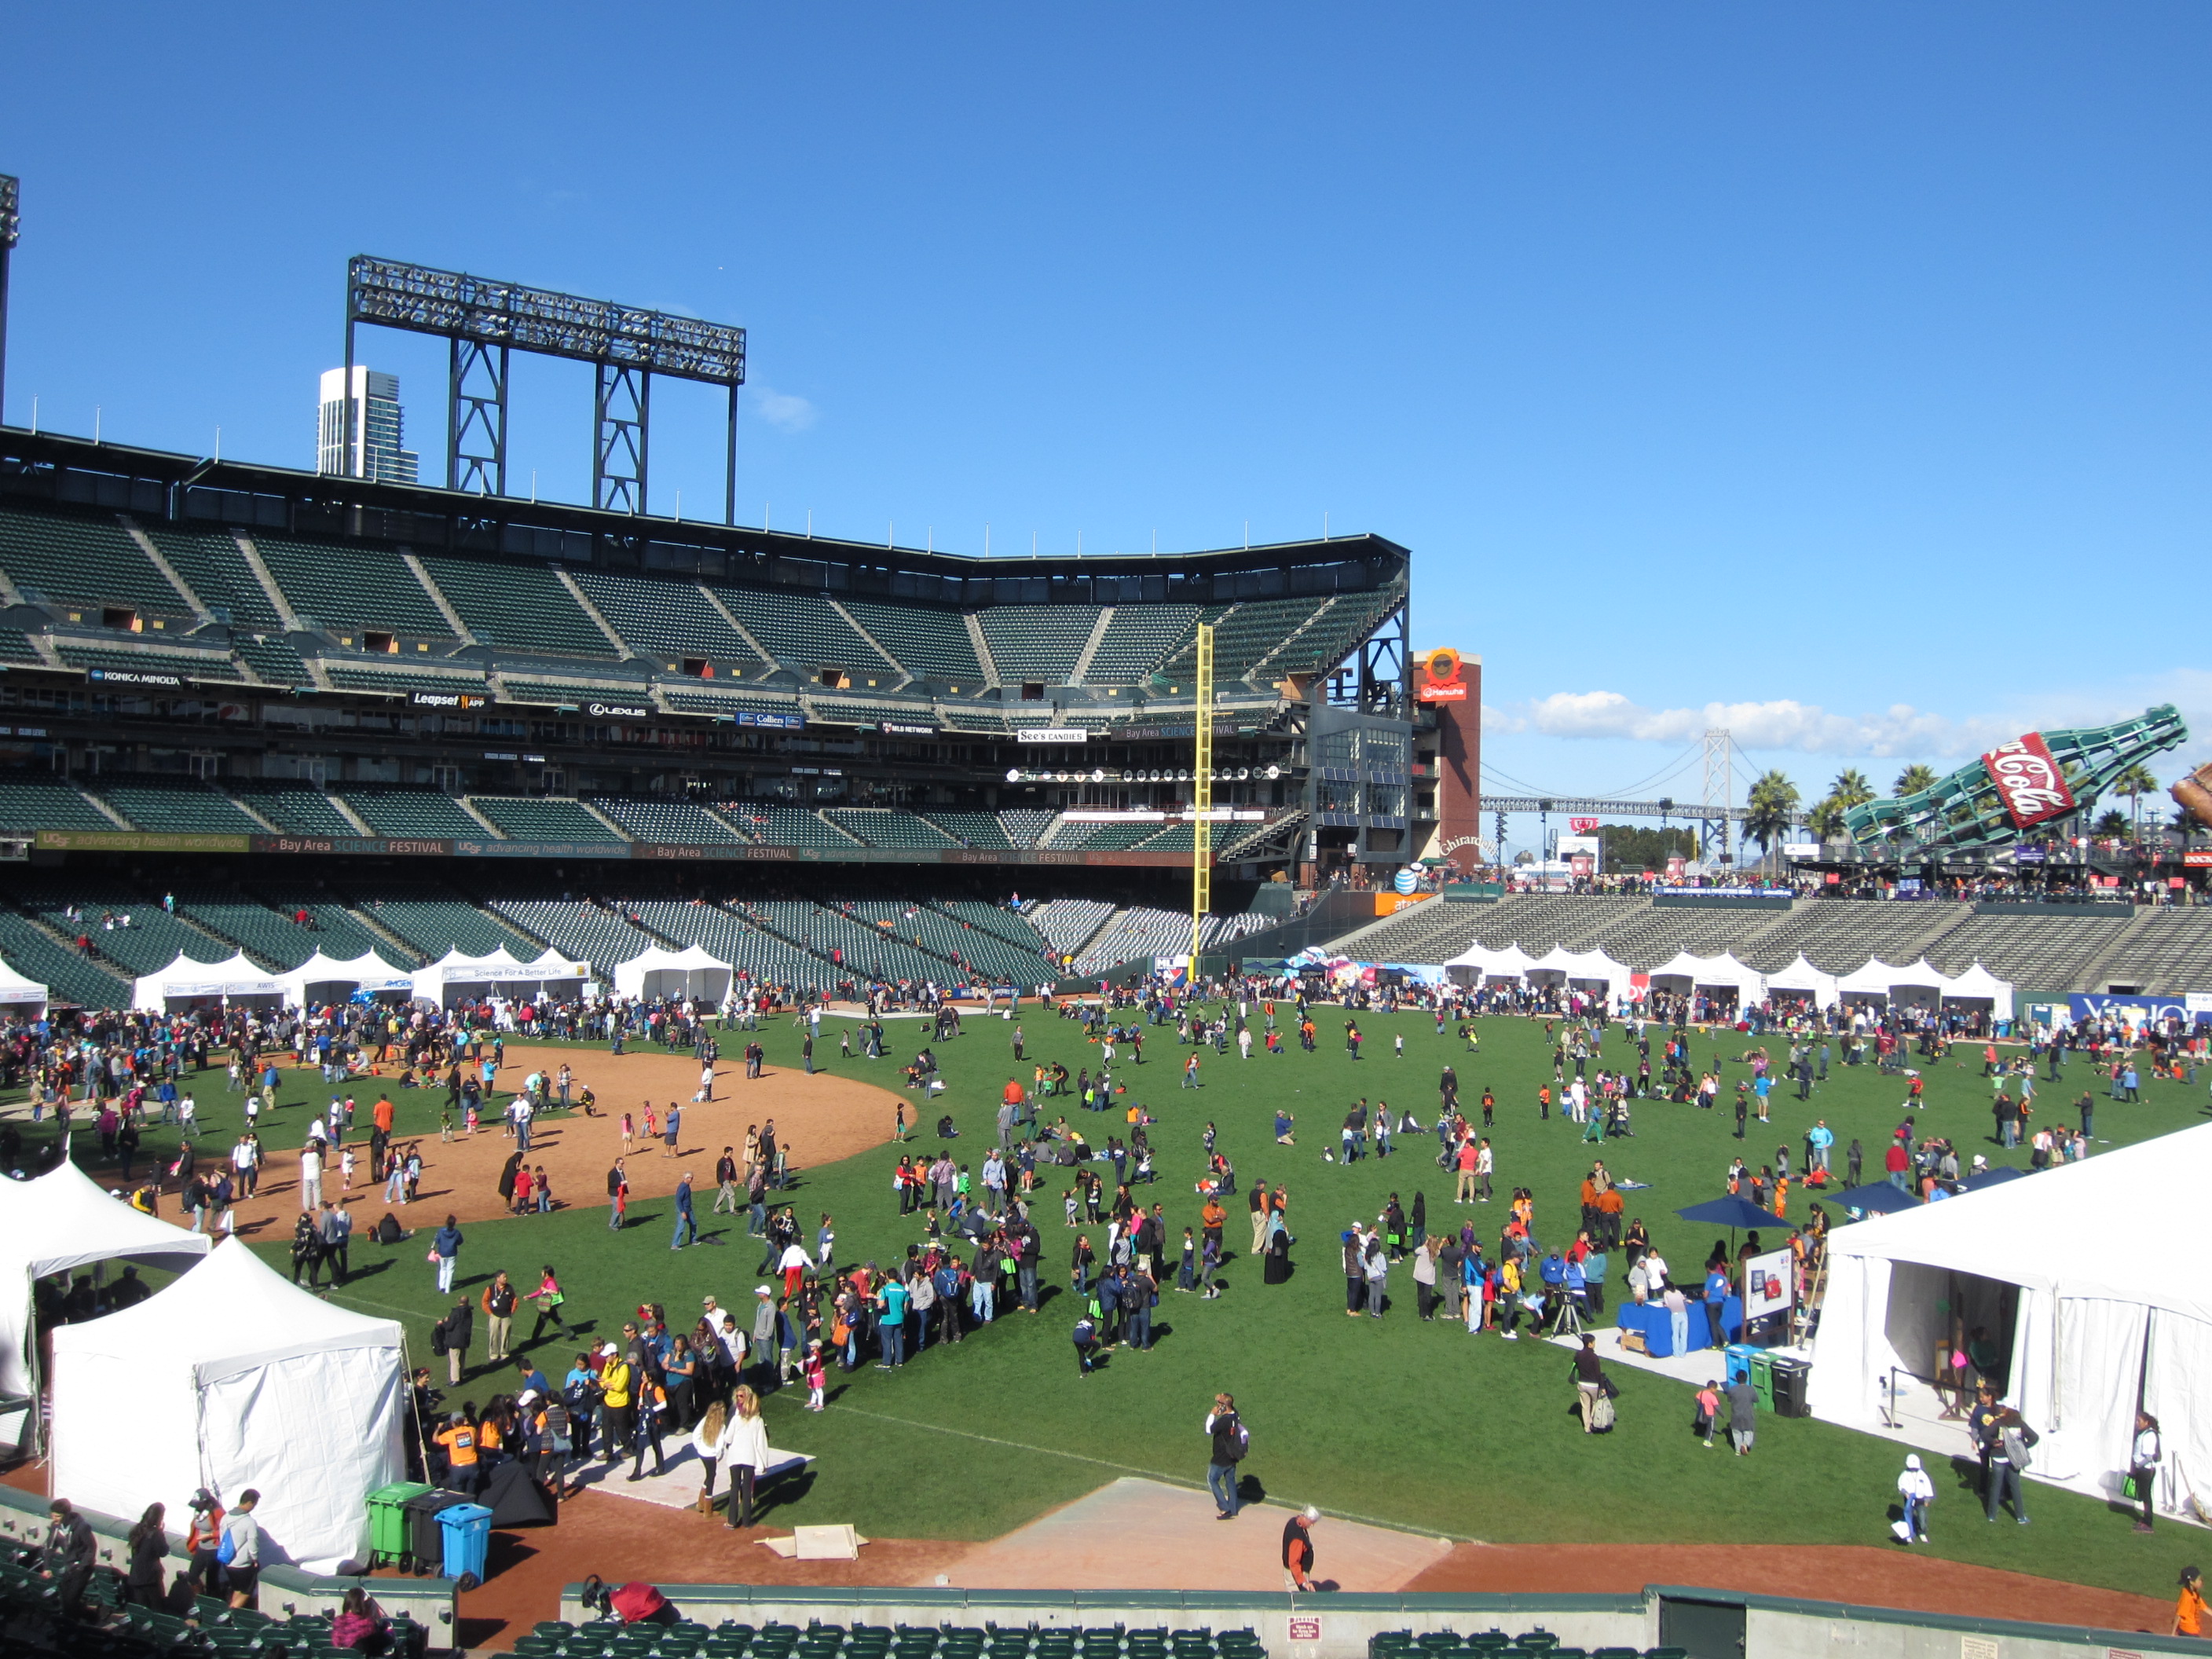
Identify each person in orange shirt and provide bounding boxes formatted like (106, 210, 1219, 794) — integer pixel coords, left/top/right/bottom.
(1538, 1085, 1552, 1121)
(432, 1412, 480, 1496)
(2176, 1567, 2205, 1638)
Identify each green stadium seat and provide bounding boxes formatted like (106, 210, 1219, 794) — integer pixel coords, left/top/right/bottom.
(417, 552, 618, 658)
(254, 533, 453, 638)
(0, 504, 192, 613)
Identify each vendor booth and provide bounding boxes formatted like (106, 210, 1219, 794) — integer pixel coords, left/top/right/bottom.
(613, 943, 734, 1004)
(276, 948, 416, 1010)
(1809, 1123, 2212, 1522)
(0, 956, 49, 1015)
(1763, 953, 1839, 1010)
(422, 946, 590, 1007)
(131, 950, 286, 1014)
(0, 1159, 211, 1398)
(49, 1240, 406, 1573)
(1525, 945, 1635, 1009)
(1939, 960, 2014, 1025)
(1645, 950, 1765, 1013)
(1445, 942, 1538, 988)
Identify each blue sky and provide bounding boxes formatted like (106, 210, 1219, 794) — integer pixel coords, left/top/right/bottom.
(4, 5, 2207, 833)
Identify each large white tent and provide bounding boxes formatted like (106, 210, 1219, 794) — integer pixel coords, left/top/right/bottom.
(1939, 960, 2015, 1023)
(613, 943, 733, 1003)
(276, 948, 415, 1009)
(131, 951, 286, 1013)
(0, 1159, 209, 1397)
(1645, 950, 1765, 1005)
(1526, 945, 1636, 1005)
(0, 954, 48, 1013)
(1445, 942, 1538, 984)
(1835, 957, 1910, 1003)
(1763, 952, 1840, 1007)
(421, 946, 590, 1005)
(1809, 1123, 2212, 1518)
(49, 1240, 405, 1573)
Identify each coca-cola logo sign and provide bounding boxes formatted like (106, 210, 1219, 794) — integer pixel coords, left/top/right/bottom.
(1982, 732, 2077, 830)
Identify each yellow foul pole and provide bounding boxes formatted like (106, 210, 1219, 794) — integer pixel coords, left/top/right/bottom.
(1189, 622, 1214, 981)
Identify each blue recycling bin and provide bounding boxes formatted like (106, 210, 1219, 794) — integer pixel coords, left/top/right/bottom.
(437, 1502, 493, 1584)
(1724, 1342, 1760, 1388)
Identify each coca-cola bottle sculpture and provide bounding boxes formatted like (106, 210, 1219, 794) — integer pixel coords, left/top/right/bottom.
(1844, 704, 2187, 852)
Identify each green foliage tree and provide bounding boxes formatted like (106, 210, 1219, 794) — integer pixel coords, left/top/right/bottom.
(1829, 768, 1876, 808)
(1892, 764, 1939, 797)
(2112, 763, 2159, 837)
(2093, 808, 2133, 841)
(1597, 823, 1697, 871)
(1741, 770, 1801, 854)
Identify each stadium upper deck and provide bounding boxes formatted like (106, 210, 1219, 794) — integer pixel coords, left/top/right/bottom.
(0, 430, 1423, 877)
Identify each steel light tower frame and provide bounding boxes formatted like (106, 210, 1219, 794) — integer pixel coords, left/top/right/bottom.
(1189, 623, 1216, 977)
(343, 255, 746, 518)
(0, 174, 18, 427)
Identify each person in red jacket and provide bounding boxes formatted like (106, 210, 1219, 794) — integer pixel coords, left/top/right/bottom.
(1884, 1138, 1912, 1192)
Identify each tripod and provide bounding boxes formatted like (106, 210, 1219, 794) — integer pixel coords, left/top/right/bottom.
(1551, 1292, 1586, 1339)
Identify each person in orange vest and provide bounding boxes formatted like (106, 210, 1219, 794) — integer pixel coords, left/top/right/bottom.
(432, 1412, 481, 1496)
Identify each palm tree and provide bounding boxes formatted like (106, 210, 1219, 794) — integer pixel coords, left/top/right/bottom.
(1808, 795, 1848, 841)
(1829, 768, 1876, 809)
(2112, 763, 2158, 840)
(1742, 770, 1801, 855)
(2093, 808, 2132, 843)
(1892, 764, 1939, 798)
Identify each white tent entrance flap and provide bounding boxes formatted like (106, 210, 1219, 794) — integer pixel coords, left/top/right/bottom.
(0, 1159, 211, 1397)
(48, 1240, 405, 1573)
(1646, 950, 1765, 1009)
(1809, 1122, 2212, 1520)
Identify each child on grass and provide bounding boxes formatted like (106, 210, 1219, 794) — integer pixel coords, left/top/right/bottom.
(1695, 1380, 1720, 1448)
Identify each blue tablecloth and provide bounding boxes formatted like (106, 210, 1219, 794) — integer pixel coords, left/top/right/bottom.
(1617, 1295, 1742, 1357)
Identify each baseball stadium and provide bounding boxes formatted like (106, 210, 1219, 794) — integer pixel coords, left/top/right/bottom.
(2, 164, 2212, 1659)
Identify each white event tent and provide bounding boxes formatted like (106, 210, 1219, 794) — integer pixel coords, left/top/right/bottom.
(49, 1240, 405, 1573)
(0, 955, 48, 1013)
(1445, 942, 1539, 985)
(1644, 950, 1765, 1005)
(276, 948, 416, 1009)
(1809, 1123, 2212, 1518)
(132, 951, 286, 1013)
(613, 943, 733, 1003)
(1525, 945, 1636, 1005)
(0, 1159, 210, 1397)
(1763, 953, 1840, 1007)
(420, 946, 590, 1005)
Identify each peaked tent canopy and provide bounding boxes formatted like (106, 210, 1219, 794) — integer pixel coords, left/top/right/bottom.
(1645, 950, 1765, 1004)
(131, 950, 284, 1013)
(0, 955, 48, 1011)
(1763, 953, 1840, 1007)
(1809, 1123, 2212, 1520)
(276, 949, 416, 1010)
(49, 1240, 405, 1573)
(0, 1159, 209, 1396)
(1940, 961, 2015, 1022)
(613, 943, 733, 1003)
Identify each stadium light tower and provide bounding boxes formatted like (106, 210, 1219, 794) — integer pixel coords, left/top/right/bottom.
(0, 174, 18, 427)
(343, 255, 746, 518)
(1189, 622, 1216, 980)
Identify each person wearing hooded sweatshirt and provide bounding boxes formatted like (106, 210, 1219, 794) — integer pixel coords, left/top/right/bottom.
(1897, 1453, 1936, 1544)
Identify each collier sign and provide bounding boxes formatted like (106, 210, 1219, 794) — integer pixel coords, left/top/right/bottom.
(1982, 732, 2076, 830)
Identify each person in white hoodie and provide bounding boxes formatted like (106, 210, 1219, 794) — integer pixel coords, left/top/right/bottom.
(713, 1384, 771, 1529)
(1896, 1453, 1936, 1544)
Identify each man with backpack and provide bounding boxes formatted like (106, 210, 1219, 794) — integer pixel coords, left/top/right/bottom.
(1205, 1392, 1248, 1518)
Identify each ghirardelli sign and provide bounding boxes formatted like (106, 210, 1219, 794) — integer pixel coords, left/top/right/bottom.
(1981, 733, 2076, 830)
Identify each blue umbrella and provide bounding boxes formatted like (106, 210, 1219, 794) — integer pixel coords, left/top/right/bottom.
(1961, 1165, 2027, 1192)
(1675, 1196, 1780, 1231)
(1829, 1181, 1921, 1215)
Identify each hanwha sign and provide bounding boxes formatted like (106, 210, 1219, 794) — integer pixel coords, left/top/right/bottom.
(1418, 646, 1467, 702)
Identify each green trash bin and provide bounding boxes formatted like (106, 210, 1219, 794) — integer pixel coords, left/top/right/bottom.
(367, 1481, 432, 1566)
(1750, 1351, 1777, 1413)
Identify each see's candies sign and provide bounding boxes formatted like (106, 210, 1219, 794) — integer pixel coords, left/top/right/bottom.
(1982, 732, 2077, 830)
(1417, 647, 1467, 702)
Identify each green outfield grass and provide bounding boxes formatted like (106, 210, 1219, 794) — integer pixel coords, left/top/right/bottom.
(32, 1003, 2208, 1597)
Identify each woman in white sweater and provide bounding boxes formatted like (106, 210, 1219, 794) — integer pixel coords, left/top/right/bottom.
(714, 1385, 771, 1529)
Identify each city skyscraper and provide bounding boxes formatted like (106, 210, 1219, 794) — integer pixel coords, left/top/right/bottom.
(317, 366, 419, 484)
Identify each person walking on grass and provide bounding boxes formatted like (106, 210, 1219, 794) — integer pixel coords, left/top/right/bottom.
(1896, 1453, 1935, 1544)
(431, 1214, 463, 1295)
(1204, 1392, 1247, 1518)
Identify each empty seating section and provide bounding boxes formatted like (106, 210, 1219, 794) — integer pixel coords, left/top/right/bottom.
(59, 643, 250, 682)
(1060, 821, 1161, 851)
(1076, 905, 1214, 972)
(1026, 898, 1112, 958)
(344, 881, 537, 958)
(1350, 900, 1487, 964)
(1735, 899, 1966, 974)
(324, 667, 489, 698)
(0, 909, 131, 1007)
(500, 1618, 1260, 1659)
(342, 789, 488, 839)
(1138, 823, 1196, 851)
(471, 797, 628, 843)
(1083, 603, 1204, 681)
(2097, 910, 2212, 994)
(840, 599, 983, 683)
(1266, 588, 1403, 676)
(593, 798, 748, 844)
(626, 899, 827, 986)
(1155, 601, 1291, 678)
(998, 809, 1056, 846)
(931, 900, 1061, 965)
(1587, 905, 1787, 972)
(738, 805, 862, 848)
(167, 884, 320, 969)
(418, 553, 618, 657)
(844, 900, 1049, 980)
(226, 783, 357, 836)
(924, 811, 1014, 848)
(711, 584, 876, 668)
(240, 888, 393, 961)
(826, 808, 959, 848)
(11, 877, 229, 976)
(1925, 912, 2135, 989)
(0, 628, 38, 663)
(234, 633, 313, 686)
(1372, 1629, 1672, 1659)
(1203, 910, 1274, 947)
(1470, 895, 1650, 954)
(747, 901, 949, 983)
(573, 570, 764, 668)
(146, 527, 287, 629)
(101, 783, 264, 835)
(661, 689, 805, 717)
(253, 533, 452, 636)
(489, 899, 658, 965)
(0, 506, 186, 612)
(978, 606, 1100, 683)
(0, 778, 113, 830)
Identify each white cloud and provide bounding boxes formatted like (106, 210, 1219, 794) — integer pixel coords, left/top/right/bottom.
(1511, 690, 2016, 757)
(750, 384, 818, 432)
